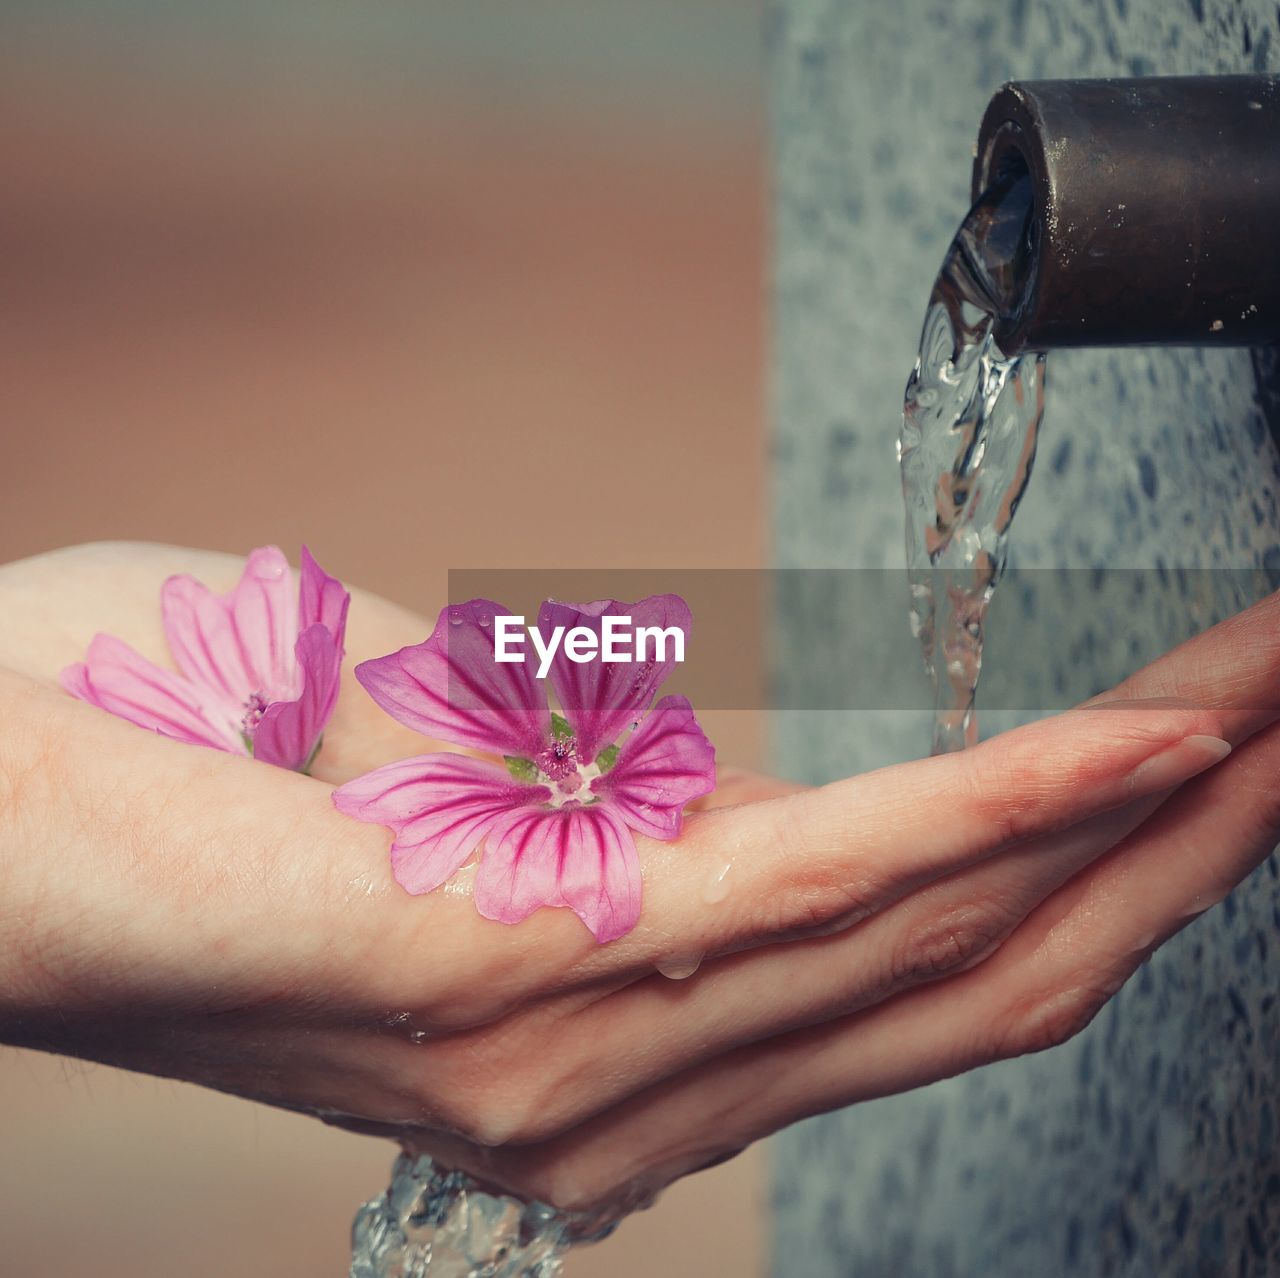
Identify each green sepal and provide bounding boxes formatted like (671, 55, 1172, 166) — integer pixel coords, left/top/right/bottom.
(595, 743, 620, 774)
(505, 755, 539, 782)
(550, 711, 574, 741)
(301, 736, 324, 777)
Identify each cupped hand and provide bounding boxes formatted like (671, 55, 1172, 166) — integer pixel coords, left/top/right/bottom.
(0, 543, 1276, 1219)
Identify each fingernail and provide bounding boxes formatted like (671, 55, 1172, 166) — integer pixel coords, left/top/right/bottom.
(1127, 735, 1232, 792)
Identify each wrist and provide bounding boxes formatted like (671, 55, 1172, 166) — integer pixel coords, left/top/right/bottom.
(0, 668, 80, 1042)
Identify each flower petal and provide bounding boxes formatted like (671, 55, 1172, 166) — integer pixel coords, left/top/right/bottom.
(333, 753, 548, 895)
(60, 634, 242, 753)
(161, 573, 253, 702)
(590, 694, 716, 839)
(474, 803, 641, 943)
(162, 545, 298, 703)
(538, 594, 692, 763)
(354, 600, 550, 757)
(298, 545, 350, 652)
(253, 624, 342, 771)
(230, 545, 298, 697)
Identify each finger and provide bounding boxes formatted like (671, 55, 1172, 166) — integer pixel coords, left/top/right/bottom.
(381, 726, 1227, 1141)
(1091, 587, 1280, 741)
(336, 700, 1227, 1034)
(345, 595, 1280, 990)
(595, 701, 1225, 968)
(359, 590, 1280, 1016)
(457, 715, 1280, 1211)
(973, 713, 1280, 1059)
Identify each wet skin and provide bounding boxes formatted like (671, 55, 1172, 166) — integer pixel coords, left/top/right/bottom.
(2, 543, 1279, 1213)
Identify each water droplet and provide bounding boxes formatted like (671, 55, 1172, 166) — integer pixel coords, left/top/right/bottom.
(702, 861, 732, 904)
(477, 615, 491, 627)
(444, 862, 478, 897)
(449, 611, 465, 626)
(656, 953, 703, 980)
(384, 1011, 433, 1044)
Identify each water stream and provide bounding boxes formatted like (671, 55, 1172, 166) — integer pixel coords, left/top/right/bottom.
(349, 1153, 617, 1277)
(899, 168, 1046, 754)
(348, 167, 1051, 1278)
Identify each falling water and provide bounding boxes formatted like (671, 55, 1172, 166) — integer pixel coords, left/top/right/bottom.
(347, 164, 1052, 1278)
(350, 1153, 620, 1277)
(899, 167, 1046, 754)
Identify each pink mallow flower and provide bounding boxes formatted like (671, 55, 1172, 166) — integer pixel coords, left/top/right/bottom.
(332, 596, 716, 942)
(61, 546, 349, 773)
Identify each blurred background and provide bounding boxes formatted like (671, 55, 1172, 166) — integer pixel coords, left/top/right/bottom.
(0, 3, 767, 1274)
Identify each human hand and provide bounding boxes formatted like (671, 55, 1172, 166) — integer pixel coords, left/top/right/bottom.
(0, 542, 1272, 1219)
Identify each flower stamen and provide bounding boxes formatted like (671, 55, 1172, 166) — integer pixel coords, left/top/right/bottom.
(241, 691, 268, 738)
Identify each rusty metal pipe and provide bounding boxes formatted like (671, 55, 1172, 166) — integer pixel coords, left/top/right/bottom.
(972, 75, 1280, 353)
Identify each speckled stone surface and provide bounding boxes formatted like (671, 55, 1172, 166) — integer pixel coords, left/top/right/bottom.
(768, 1, 1280, 1274)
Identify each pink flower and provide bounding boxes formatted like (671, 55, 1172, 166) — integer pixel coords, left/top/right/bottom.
(332, 596, 716, 942)
(61, 546, 349, 773)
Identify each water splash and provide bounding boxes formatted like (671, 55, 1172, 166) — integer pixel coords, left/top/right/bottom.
(899, 167, 1046, 754)
(350, 1153, 619, 1278)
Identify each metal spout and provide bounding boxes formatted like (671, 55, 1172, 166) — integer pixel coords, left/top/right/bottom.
(972, 75, 1280, 354)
